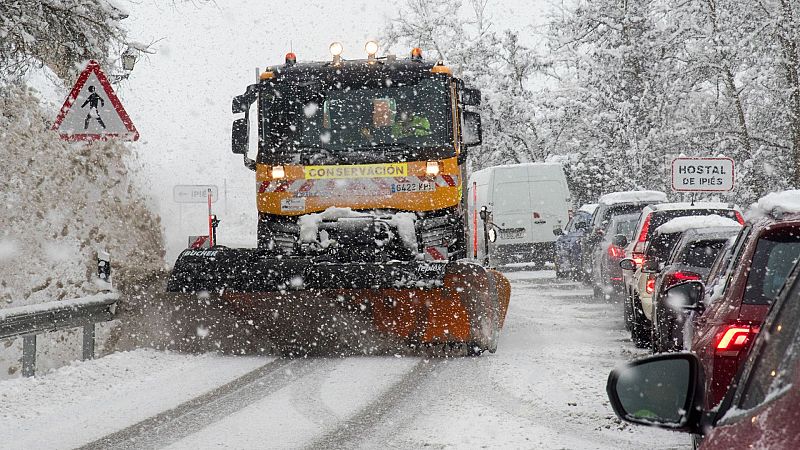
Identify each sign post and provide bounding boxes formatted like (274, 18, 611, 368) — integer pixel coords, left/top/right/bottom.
(671, 157, 735, 193)
(173, 185, 219, 248)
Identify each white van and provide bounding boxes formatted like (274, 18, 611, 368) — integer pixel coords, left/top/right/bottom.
(467, 163, 572, 266)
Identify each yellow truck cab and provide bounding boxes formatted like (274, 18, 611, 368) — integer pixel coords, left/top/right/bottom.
(231, 44, 482, 261)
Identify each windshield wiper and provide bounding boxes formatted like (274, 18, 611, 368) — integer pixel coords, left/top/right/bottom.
(295, 144, 335, 165)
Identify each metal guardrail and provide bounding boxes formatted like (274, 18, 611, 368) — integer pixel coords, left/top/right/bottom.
(0, 293, 119, 377)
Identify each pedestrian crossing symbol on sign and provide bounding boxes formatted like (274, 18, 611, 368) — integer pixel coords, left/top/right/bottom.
(52, 60, 139, 141)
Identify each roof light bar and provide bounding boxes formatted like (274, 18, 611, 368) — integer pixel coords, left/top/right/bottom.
(329, 42, 343, 65)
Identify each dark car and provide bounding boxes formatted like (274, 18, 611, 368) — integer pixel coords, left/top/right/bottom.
(590, 212, 640, 302)
(605, 241, 800, 449)
(650, 225, 741, 353)
(579, 191, 667, 282)
(620, 203, 744, 348)
(554, 205, 596, 279)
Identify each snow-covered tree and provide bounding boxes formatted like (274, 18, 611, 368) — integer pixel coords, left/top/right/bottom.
(384, 0, 545, 170)
(0, 0, 131, 82)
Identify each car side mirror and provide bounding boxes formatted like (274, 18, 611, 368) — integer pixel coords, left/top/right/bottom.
(607, 353, 705, 433)
(479, 206, 489, 222)
(666, 281, 705, 312)
(641, 258, 659, 273)
(462, 111, 482, 147)
(232, 118, 249, 155)
(612, 234, 628, 247)
(619, 258, 637, 271)
(553, 227, 564, 236)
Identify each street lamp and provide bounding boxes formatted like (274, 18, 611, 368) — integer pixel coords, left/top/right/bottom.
(121, 47, 137, 71)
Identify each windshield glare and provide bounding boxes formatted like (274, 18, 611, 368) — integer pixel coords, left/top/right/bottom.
(263, 78, 451, 157)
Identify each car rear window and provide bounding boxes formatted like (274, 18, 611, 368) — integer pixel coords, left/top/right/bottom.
(647, 209, 739, 241)
(646, 232, 682, 259)
(610, 214, 640, 239)
(743, 228, 800, 305)
(679, 239, 728, 268)
(602, 204, 646, 223)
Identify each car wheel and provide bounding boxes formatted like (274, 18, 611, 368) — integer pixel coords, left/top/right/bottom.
(554, 260, 566, 279)
(623, 291, 633, 331)
(650, 306, 661, 354)
(630, 293, 651, 348)
(593, 284, 604, 302)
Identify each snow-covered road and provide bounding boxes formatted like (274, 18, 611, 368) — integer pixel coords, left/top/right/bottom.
(0, 270, 689, 449)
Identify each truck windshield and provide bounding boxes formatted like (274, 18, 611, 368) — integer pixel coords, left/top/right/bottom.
(260, 77, 451, 163)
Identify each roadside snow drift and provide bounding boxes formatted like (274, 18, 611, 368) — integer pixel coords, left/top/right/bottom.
(0, 86, 164, 377)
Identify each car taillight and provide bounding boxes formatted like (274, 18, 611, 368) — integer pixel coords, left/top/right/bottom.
(632, 252, 645, 266)
(715, 324, 758, 356)
(646, 275, 656, 294)
(608, 244, 625, 259)
(663, 271, 701, 290)
(734, 211, 745, 225)
(636, 213, 652, 244)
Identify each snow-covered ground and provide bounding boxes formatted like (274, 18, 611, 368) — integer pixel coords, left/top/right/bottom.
(0, 271, 689, 449)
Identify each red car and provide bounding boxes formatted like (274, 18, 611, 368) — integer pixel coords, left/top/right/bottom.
(688, 209, 800, 408)
(605, 244, 800, 448)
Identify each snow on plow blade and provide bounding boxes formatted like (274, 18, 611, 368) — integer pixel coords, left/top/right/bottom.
(166, 248, 510, 354)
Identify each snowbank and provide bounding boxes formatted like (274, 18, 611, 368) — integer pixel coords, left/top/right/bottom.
(598, 190, 667, 205)
(746, 189, 800, 220)
(0, 86, 165, 378)
(655, 215, 741, 235)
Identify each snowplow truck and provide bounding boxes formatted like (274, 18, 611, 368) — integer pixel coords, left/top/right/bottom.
(167, 44, 510, 355)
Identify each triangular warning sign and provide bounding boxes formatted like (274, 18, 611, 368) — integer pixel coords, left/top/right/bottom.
(52, 60, 139, 141)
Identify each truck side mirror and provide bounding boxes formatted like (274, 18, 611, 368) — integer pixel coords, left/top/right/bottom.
(553, 227, 564, 236)
(232, 118, 249, 155)
(462, 111, 482, 147)
(460, 88, 481, 106)
(479, 206, 489, 222)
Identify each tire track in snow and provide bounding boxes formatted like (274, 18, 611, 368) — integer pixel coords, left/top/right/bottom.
(288, 364, 340, 429)
(79, 357, 325, 449)
(306, 357, 442, 450)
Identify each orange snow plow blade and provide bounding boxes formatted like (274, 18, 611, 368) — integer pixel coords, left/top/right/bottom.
(218, 262, 510, 355)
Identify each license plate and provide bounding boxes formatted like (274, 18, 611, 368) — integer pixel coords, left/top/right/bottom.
(500, 228, 525, 239)
(391, 182, 436, 193)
